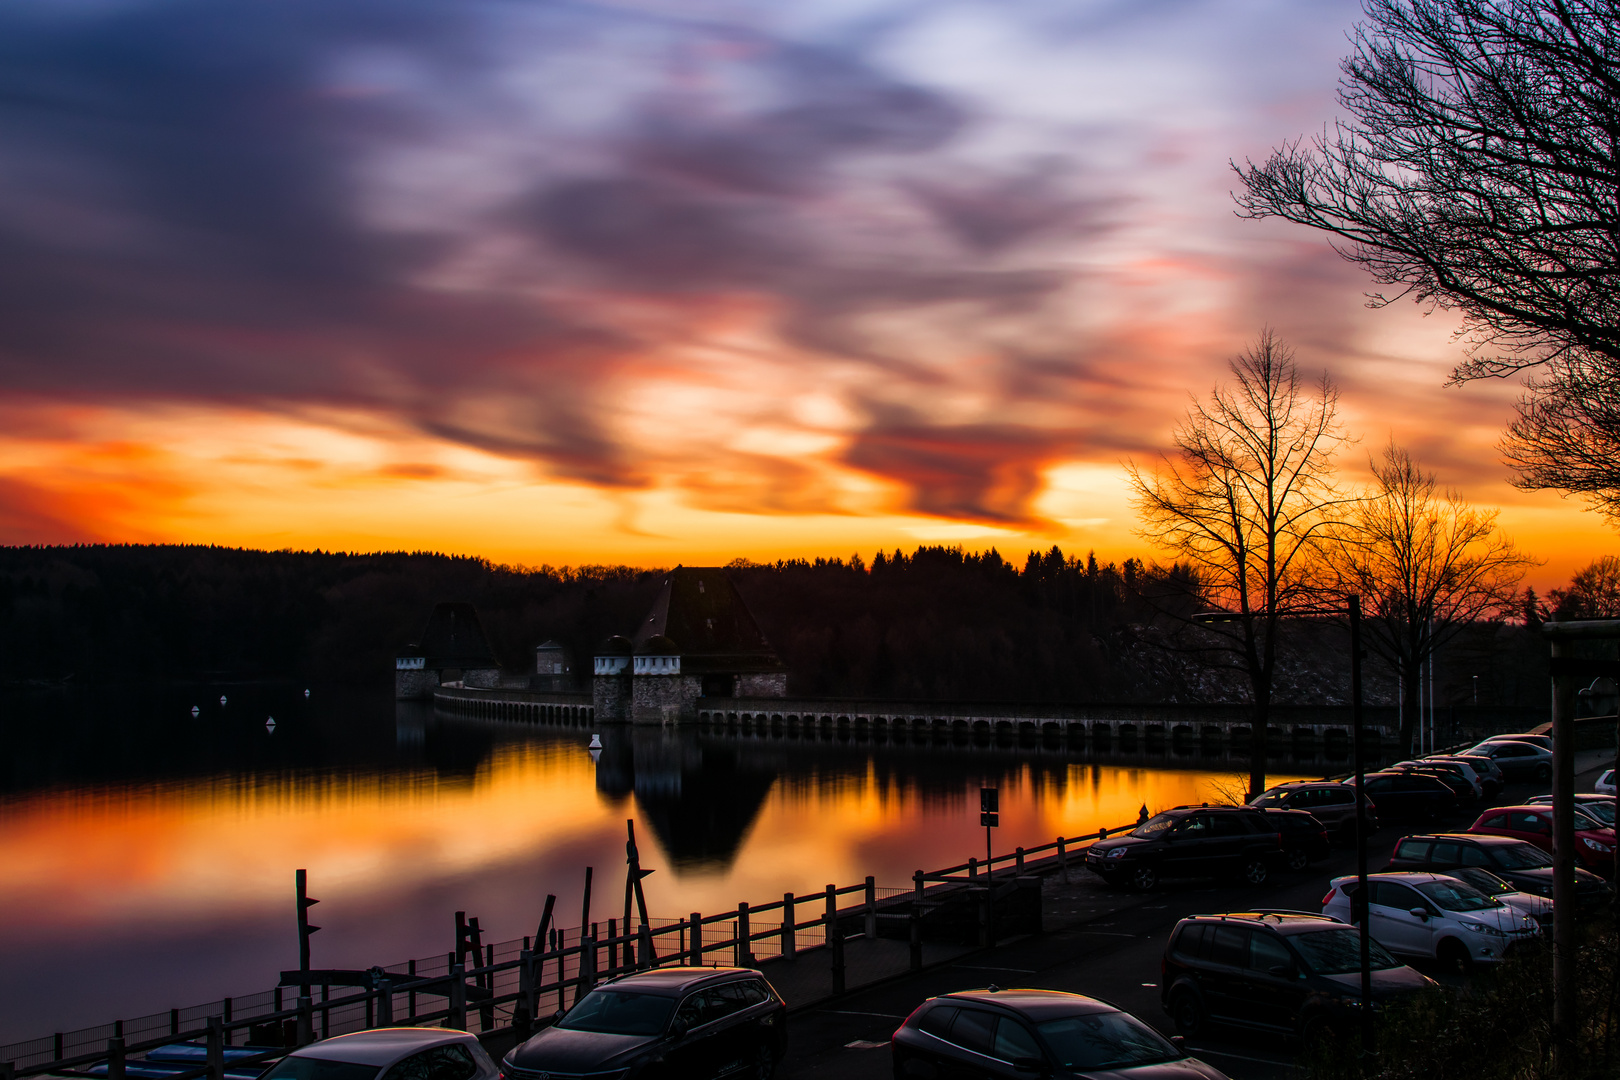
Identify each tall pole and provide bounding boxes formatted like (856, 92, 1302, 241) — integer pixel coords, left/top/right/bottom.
(1549, 635, 1576, 1066)
(1350, 596, 1371, 1054)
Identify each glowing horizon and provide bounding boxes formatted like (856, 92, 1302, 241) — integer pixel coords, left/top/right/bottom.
(0, 0, 1613, 592)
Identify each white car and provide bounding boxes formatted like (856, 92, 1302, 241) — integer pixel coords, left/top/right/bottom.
(1322, 872, 1541, 973)
(1598, 769, 1616, 797)
(259, 1029, 500, 1080)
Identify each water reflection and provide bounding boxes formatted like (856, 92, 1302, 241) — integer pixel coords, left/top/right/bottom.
(0, 686, 1328, 1043)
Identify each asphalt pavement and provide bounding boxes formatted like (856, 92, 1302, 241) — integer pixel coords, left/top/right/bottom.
(777, 752, 1614, 1080)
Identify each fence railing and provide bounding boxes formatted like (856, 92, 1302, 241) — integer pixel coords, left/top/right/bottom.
(0, 824, 1141, 1080)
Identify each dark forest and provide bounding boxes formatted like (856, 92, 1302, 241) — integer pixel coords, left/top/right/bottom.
(0, 544, 1544, 706)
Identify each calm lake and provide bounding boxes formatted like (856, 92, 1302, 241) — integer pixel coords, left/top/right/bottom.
(0, 685, 1322, 1043)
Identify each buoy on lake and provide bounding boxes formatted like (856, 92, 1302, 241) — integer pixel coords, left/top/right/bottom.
(589, 747, 602, 765)
(190, 706, 200, 718)
(304, 689, 311, 699)
(219, 695, 228, 706)
(588, 733, 603, 750)
(266, 717, 277, 732)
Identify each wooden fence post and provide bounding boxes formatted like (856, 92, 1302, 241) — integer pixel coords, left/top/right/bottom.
(206, 1017, 224, 1080)
(638, 922, 655, 968)
(736, 903, 752, 968)
(577, 934, 597, 1003)
(448, 963, 466, 1030)
(913, 870, 925, 907)
(480, 943, 496, 1031)
(107, 1039, 126, 1080)
(1057, 837, 1068, 881)
(781, 894, 796, 960)
(295, 996, 312, 1047)
(864, 877, 877, 939)
(823, 885, 837, 948)
(968, 857, 977, 880)
(1015, 847, 1025, 874)
(515, 949, 533, 1038)
(830, 916, 846, 996)
(690, 913, 703, 965)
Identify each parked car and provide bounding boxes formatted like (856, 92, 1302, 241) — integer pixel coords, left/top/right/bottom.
(1084, 805, 1285, 890)
(1260, 808, 1332, 870)
(1383, 832, 1611, 905)
(1430, 865, 1553, 923)
(1482, 733, 1552, 751)
(1346, 772, 1457, 822)
(1598, 769, 1617, 797)
(1387, 763, 1479, 801)
(1394, 759, 1485, 799)
(1469, 804, 1616, 875)
(1247, 781, 1376, 842)
(1159, 912, 1433, 1045)
(263, 1029, 498, 1080)
(1525, 793, 1616, 826)
(502, 967, 786, 1080)
(1322, 872, 1541, 972)
(1462, 739, 1553, 782)
(893, 988, 1231, 1080)
(1425, 754, 1502, 798)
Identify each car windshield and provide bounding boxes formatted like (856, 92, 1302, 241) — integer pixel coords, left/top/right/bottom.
(1414, 879, 1500, 912)
(1131, 813, 1178, 838)
(1035, 1011, 1181, 1071)
(555, 990, 675, 1036)
(1449, 867, 1514, 896)
(260, 1059, 379, 1080)
(1250, 791, 1290, 806)
(1489, 842, 1553, 870)
(1574, 807, 1609, 830)
(1290, 929, 1402, 975)
(1580, 802, 1616, 824)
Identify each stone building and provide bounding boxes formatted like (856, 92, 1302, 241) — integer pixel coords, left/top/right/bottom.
(531, 639, 575, 691)
(593, 566, 787, 723)
(394, 601, 504, 699)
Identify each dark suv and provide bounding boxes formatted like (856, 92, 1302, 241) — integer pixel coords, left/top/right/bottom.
(1384, 833, 1611, 906)
(1084, 806, 1284, 890)
(1160, 912, 1434, 1043)
(502, 967, 785, 1080)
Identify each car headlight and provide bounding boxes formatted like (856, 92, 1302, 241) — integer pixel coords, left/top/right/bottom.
(1106, 847, 1129, 859)
(1463, 922, 1505, 937)
(1582, 838, 1613, 853)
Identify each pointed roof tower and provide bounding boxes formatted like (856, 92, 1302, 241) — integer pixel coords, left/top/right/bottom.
(631, 567, 784, 674)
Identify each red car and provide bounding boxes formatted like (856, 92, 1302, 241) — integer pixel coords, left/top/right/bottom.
(1468, 804, 1616, 875)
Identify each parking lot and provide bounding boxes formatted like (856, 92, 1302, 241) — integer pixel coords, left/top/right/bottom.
(777, 750, 1612, 1080)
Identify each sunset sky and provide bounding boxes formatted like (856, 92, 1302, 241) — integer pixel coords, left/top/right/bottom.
(1, 0, 1613, 587)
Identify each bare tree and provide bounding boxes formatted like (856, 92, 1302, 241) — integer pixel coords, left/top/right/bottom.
(1234, 0, 1620, 518)
(1333, 444, 1538, 753)
(1128, 331, 1352, 799)
(1548, 554, 1620, 618)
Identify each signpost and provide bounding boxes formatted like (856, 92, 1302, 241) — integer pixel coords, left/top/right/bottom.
(980, 787, 998, 872)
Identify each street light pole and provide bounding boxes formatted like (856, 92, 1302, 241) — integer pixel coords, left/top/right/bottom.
(1349, 595, 1371, 1053)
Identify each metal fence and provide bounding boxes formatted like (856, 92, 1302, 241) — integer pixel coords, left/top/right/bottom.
(0, 826, 1139, 1080)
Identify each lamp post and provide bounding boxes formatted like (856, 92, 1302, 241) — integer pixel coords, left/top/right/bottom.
(1193, 596, 1372, 1052)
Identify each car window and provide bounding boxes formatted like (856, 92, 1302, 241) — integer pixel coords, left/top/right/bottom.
(708, 984, 758, 1019)
(676, 990, 724, 1029)
(950, 1009, 999, 1056)
(1498, 744, 1534, 757)
(1457, 844, 1491, 867)
(1366, 777, 1393, 792)
(735, 980, 773, 1006)
(1036, 1011, 1180, 1071)
(1449, 866, 1512, 896)
(1489, 842, 1553, 869)
(918, 1005, 957, 1039)
(1291, 929, 1402, 974)
(1579, 802, 1615, 825)
(1206, 925, 1249, 966)
(993, 1018, 1042, 1062)
(1179, 816, 1212, 835)
(1480, 814, 1510, 829)
(562, 990, 678, 1036)
(1172, 923, 1207, 959)
(1426, 841, 1458, 864)
(1414, 879, 1500, 912)
(1132, 813, 1179, 838)
(1369, 881, 1421, 909)
(1248, 932, 1294, 972)
(1208, 815, 1247, 837)
(1321, 788, 1353, 805)
(381, 1046, 477, 1080)
(1508, 811, 1552, 834)
(1395, 839, 1432, 861)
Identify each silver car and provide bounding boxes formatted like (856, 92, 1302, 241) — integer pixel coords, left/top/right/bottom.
(259, 1029, 500, 1080)
(1247, 781, 1371, 841)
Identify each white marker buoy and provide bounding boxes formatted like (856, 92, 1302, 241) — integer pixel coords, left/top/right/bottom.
(219, 695, 228, 706)
(190, 706, 200, 718)
(304, 689, 311, 699)
(588, 733, 603, 749)
(589, 748, 602, 764)
(266, 717, 277, 732)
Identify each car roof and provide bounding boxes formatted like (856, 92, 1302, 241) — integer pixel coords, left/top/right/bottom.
(1181, 912, 1345, 935)
(595, 966, 757, 997)
(1332, 871, 1466, 887)
(288, 1029, 478, 1067)
(1402, 832, 1528, 847)
(936, 988, 1115, 1020)
(1164, 803, 1264, 813)
(1269, 780, 1350, 788)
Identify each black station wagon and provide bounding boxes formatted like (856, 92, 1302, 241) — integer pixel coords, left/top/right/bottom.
(1085, 806, 1285, 890)
(502, 966, 785, 1080)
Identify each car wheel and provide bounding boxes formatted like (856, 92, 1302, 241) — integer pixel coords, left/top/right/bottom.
(1170, 987, 1206, 1036)
(1535, 763, 1552, 783)
(1286, 848, 1310, 872)
(1242, 858, 1269, 886)
(1438, 937, 1473, 975)
(1130, 865, 1159, 891)
(752, 1045, 776, 1079)
(1300, 1013, 1338, 1053)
